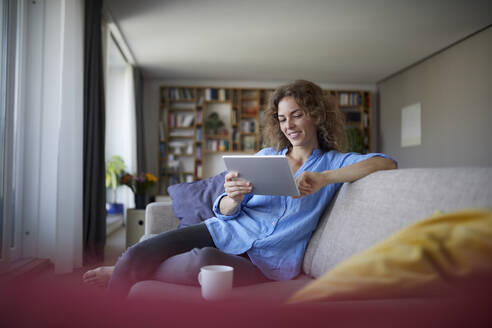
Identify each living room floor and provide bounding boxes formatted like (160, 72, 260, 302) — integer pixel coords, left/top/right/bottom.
(32, 226, 126, 290)
(103, 225, 126, 266)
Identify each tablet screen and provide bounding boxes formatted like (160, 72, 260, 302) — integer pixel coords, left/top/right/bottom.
(222, 155, 300, 196)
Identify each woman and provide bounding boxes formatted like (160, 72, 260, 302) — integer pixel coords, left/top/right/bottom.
(84, 80, 397, 298)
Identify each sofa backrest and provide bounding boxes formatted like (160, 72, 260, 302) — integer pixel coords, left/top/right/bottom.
(302, 167, 492, 278)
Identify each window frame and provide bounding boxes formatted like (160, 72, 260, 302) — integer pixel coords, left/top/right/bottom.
(1, 0, 24, 263)
(0, 0, 6, 261)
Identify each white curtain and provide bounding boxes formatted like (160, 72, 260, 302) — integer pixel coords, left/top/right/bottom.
(54, 0, 84, 274)
(18, 0, 83, 274)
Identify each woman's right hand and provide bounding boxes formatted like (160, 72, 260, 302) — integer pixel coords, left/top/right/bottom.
(224, 171, 252, 203)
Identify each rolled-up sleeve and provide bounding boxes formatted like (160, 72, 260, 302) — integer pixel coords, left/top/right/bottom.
(337, 152, 398, 169)
(212, 192, 253, 221)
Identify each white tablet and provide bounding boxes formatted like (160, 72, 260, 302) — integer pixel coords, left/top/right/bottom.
(222, 155, 300, 196)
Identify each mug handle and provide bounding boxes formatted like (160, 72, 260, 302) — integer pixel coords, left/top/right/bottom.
(198, 271, 202, 286)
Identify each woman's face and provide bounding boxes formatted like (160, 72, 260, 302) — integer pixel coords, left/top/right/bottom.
(277, 96, 319, 149)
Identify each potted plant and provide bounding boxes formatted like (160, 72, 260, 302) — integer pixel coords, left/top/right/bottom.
(105, 155, 126, 215)
(204, 112, 225, 135)
(344, 126, 366, 154)
(120, 172, 158, 209)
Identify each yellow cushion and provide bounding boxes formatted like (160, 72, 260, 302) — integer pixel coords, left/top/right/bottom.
(288, 209, 492, 303)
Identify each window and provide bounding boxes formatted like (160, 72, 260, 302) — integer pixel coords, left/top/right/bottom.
(0, 0, 6, 259)
(1, 0, 85, 271)
(105, 31, 137, 212)
(1, 0, 24, 262)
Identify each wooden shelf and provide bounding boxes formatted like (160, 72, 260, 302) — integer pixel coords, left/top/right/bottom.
(339, 105, 363, 109)
(168, 135, 194, 139)
(206, 135, 230, 139)
(158, 86, 372, 194)
(169, 108, 195, 112)
(169, 153, 194, 157)
(205, 100, 231, 104)
(240, 113, 258, 118)
(345, 121, 362, 127)
(169, 99, 195, 103)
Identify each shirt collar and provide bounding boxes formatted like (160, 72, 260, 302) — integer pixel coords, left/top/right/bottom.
(281, 147, 322, 158)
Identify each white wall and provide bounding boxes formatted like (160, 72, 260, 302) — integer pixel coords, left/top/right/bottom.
(143, 79, 377, 186)
(378, 27, 492, 168)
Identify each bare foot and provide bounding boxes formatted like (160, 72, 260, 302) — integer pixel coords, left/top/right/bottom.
(82, 266, 115, 288)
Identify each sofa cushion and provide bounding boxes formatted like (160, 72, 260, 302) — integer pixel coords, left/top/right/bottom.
(129, 274, 313, 304)
(167, 171, 227, 227)
(290, 209, 492, 303)
(303, 167, 492, 278)
(144, 202, 180, 234)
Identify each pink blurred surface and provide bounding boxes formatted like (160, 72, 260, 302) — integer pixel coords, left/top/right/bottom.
(1, 276, 491, 328)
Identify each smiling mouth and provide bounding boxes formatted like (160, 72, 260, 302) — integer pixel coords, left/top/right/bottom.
(288, 132, 301, 139)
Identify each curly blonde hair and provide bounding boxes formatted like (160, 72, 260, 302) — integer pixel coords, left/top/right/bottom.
(263, 80, 346, 152)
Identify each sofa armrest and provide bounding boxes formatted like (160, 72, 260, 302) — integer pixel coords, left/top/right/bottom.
(145, 201, 180, 235)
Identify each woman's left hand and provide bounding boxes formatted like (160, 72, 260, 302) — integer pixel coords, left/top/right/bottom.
(293, 171, 327, 198)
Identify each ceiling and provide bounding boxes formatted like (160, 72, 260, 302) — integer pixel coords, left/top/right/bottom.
(104, 0, 492, 84)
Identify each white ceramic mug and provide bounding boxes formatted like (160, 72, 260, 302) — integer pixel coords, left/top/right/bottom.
(197, 265, 234, 301)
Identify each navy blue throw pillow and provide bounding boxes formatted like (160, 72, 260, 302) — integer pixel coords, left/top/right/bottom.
(167, 171, 227, 228)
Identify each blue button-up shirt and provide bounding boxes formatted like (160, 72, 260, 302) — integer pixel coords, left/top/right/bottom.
(204, 148, 396, 281)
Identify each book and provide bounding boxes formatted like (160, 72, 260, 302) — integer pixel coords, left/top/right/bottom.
(179, 113, 194, 127)
(159, 121, 166, 141)
(243, 106, 258, 115)
(363, 112, 369, 127)
(160, 143, 166, 160)
(170, 88, 194, 101)
(196, 163, 202, 179)
(241, 120, 256, 133)
(196, 127, 203, 141)
(196, 110, 203, 125)
(242, 135, 256, 151)
(196, 145, 202, 159)
(169, 130, 194, 137)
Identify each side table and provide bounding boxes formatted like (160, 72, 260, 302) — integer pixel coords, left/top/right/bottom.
(126, 208, 145, 249)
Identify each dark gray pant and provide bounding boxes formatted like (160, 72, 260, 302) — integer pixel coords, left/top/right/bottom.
(107, 223, 269, 298)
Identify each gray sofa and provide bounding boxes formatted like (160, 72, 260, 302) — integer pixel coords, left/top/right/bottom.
(128, 167, 492, 303)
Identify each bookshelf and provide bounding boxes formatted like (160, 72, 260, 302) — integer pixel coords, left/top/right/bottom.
(158, 86, 371, 194)
(334, 90, 372, 152)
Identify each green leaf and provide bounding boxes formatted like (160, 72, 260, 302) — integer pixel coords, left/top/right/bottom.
(106, 155, 127, 189)
(344, 127, 365, 154)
